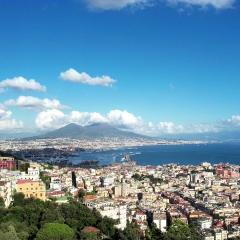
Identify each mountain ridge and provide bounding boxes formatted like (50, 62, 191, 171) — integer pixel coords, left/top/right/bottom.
(25, 123, 148, 140)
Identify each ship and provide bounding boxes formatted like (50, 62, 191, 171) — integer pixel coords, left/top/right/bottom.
(121, 154, 136, 166)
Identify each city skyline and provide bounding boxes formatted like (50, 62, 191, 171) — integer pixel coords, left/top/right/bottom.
(0, 0, 240, 136)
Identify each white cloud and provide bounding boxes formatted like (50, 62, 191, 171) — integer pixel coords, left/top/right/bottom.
(60, 68, 116, 87)
(70, 111, 107, 126)
(86, 0, 148, 10)
(0, 108, 12, 119)
(0, 119, 23, 130)
(157, 121, 184, 134)
(35, 109, 185, 136)
(85, 0, 235, 10)
(167, 0, 235, 9)
(107, 109, 143, 128)
(35, 109, 142, 130)
(5, 96, 66, 110)
(226, 115, 240, 125)
(35, 109, 66, 130)
(0, 106, 23, 130)
(34, 107, 240, 136)
(220, 115, 240, 130)
(0, 76, 46, 92)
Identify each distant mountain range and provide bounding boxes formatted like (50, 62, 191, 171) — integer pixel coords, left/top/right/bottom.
(3, 123, 240, 142)
(26, 123, 148, 140)
(162, 130, 240, 142)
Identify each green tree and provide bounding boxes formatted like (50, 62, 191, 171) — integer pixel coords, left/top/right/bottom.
(123, 221, 141, 240)
(19, 163, 30, 173)
(12, 193, 25, 206)
(0, 225, 20, 240)
(36, 223, 75, 240)
(132, 173, 144, 181)
(77, 189, 86, 202)
(0, 196, 5, 207)
(96, 216, 116, 237)
(147, 223, 164, 240)
(39, 172, 51, 190)
(164, 220, 192, 240)
(0, 222, 29, 240)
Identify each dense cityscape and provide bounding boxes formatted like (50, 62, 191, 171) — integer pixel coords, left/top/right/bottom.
(1, 0, 240, 239)
(0, 142, 239, 239)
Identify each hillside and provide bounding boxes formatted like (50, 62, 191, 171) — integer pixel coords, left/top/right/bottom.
(29, 123, 147, 140)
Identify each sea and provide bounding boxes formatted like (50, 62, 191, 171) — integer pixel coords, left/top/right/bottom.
(70, 142, 240, 166)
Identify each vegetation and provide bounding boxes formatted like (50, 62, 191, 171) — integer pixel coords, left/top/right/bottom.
(39, 172, 51, 189)
(0, 193, 140, 240)
(0, 193, 201, 240)
(132, 173, 164, 184)
(19, 162, 30, 173)
(123, 221, 142, 240)
(164, 220, 201, 240)
(0, 196, 5, 207)
(146, 223, 164, 240)
(36, 223, 75, 240)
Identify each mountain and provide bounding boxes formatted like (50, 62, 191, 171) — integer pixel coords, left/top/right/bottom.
(0, 132, 37, 140)
(161, 130, 240, 142)
(29, 123, 148, 140)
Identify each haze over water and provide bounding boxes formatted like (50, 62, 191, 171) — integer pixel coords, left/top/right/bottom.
(71, 143, 240, 166)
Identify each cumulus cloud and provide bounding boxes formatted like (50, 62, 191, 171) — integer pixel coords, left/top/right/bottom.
(86, 0, 148, 10)
(225, 115, 240, 126)
(0, 76, 46, 92)
(34, 109, 187, 135)
(60, 68, 116, 87)
(157, 121, 184, 134)
(0, 108, 12, 119)
(107, 109, 143, 128)
(167, 0, 235, 9)
(34, 106, 240, 136)
(35, 108, 201, 136)
(85, 0, 235, 10)
(0, 106, 23, 130)
(35, 109, 66, 130)
(70, 111, 107, 126)
(0, 119, 23, 130)
(35, 109, 142, 130)
(5, 96, 66, 110)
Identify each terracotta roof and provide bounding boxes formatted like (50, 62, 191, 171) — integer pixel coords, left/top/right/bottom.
(83, 194, 97, 201)
(16, 179, 40, 184)
(48, 191, 65, 196)
(82, 226, 100, 234)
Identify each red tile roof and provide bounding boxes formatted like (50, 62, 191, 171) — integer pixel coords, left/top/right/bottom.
(16, 179, 40, 184)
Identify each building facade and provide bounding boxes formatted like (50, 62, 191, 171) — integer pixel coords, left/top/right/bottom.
(16, 179, 47, 201)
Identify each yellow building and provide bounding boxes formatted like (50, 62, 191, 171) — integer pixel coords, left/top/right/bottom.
(16, 179, 47, 201)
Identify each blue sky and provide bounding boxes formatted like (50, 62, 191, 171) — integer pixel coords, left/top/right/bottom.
(0, 0, 240, 135)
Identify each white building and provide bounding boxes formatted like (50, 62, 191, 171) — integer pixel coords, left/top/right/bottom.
(197, 218, 212, 230)
(27, 167, 40, 180)
(98, 203, 127, 230)
(153, 212, 167, 233)
(50, 177, 62, 190)
(19, 167, 39, 181)
(214, 230, 228, 240)
(101, 176, 115, 187)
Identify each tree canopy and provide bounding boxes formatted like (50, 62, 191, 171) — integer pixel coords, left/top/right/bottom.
(36, 223, 75, 240)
